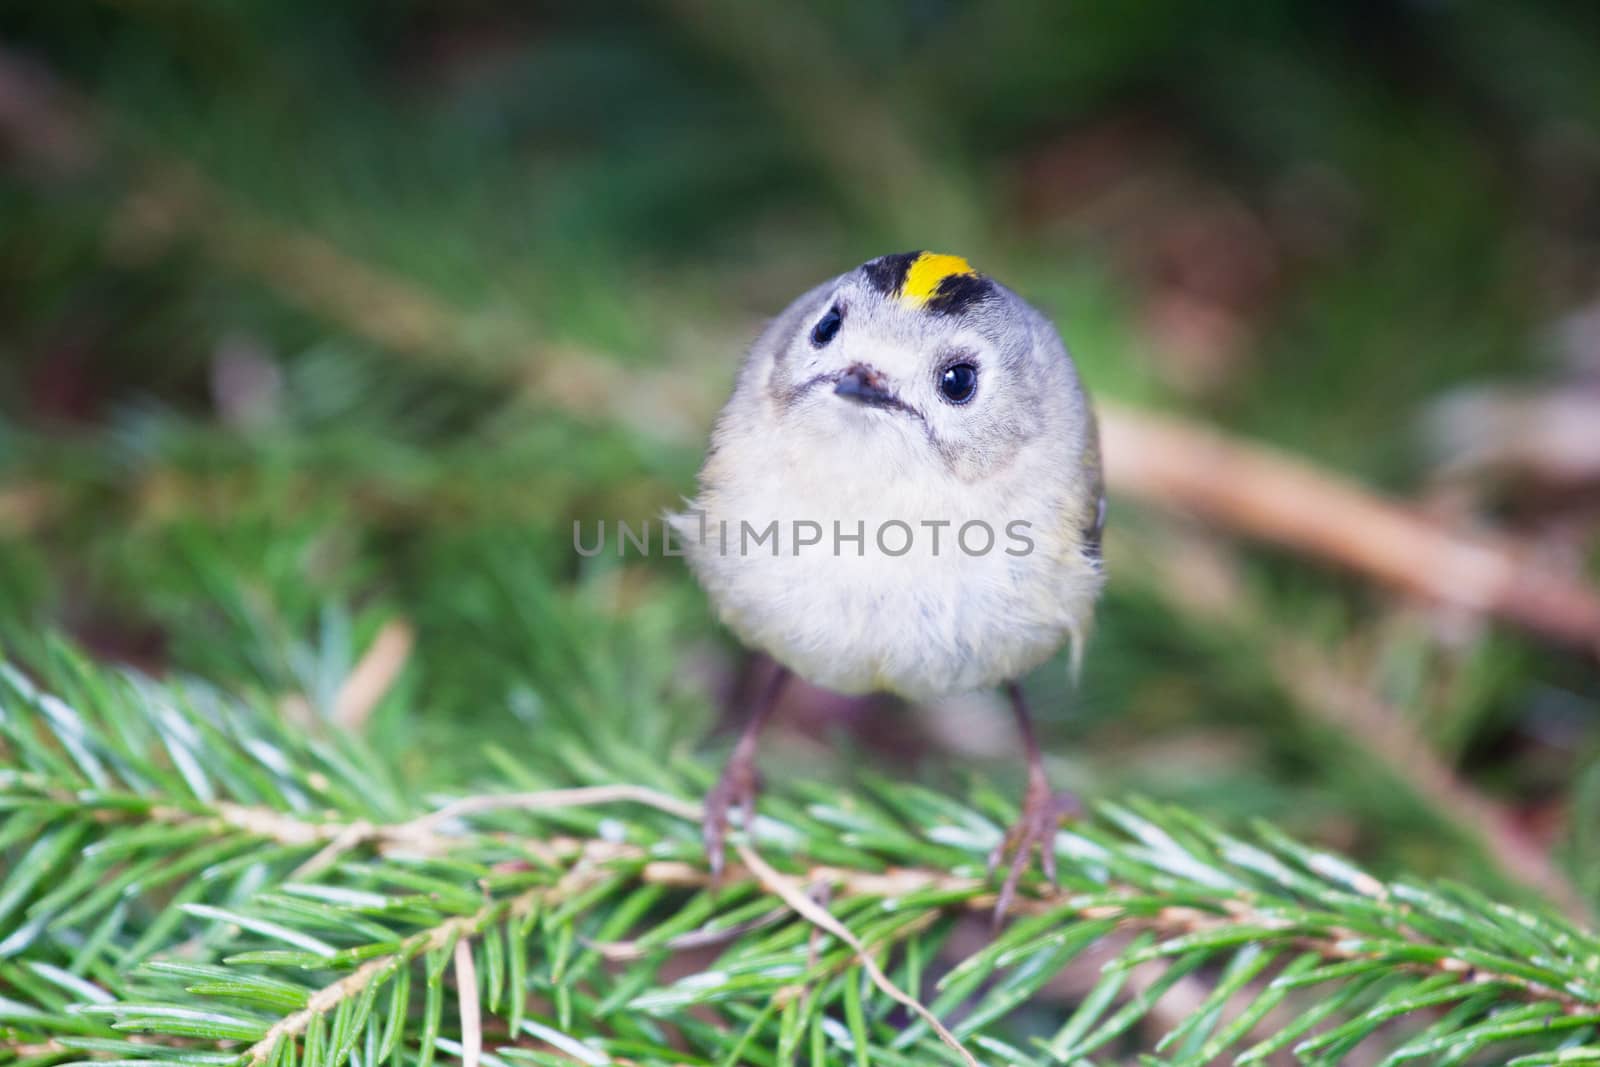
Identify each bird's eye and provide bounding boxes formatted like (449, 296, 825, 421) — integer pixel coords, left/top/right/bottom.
(811, 305, 843, 347)
(938, 362, 978, 404)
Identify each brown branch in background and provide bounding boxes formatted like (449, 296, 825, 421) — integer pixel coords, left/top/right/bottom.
(1101, 405, 1600, 657)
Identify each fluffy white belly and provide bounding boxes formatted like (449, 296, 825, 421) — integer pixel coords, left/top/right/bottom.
(676, 470, 1098, 700)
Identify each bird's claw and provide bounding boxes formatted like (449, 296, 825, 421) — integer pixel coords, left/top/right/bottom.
(987, 778, 1080, 925)
(702, 757, 760, 881)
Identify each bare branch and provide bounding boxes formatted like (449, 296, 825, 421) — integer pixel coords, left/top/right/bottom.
(454, 939, 481, 1067)
(1101, 405, 1600, 655)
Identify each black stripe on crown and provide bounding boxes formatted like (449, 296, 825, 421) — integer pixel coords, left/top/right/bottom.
(925, 272, 995, 316)
(860, 251, 921, 296)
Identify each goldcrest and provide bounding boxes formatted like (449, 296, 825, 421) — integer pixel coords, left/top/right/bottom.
(676, 252, 1105, 916)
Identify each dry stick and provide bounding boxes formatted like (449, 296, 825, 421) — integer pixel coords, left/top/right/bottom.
(454, 939, 482, 1067)
(579, 903, 791, 962)
(288, 819, 381, 881)
(735, 842, 982, 1067)
(1101, 406, 1600, 657)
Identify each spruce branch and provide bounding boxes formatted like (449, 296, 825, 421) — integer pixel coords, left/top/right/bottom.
(239, 887, 542, 1067)
(7, 651, 1600, 1064)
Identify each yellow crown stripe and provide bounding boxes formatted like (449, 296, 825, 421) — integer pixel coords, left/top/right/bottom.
(900, 252, 975, 307)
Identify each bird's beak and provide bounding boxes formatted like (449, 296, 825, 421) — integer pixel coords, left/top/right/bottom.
(833, 364, 897, 408)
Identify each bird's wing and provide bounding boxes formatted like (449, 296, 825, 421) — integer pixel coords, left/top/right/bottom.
(1078, 407, 1106, 570)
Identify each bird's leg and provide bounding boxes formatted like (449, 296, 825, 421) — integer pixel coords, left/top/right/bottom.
(987, 681, 1080, 923)
(702, 665, 790, 880)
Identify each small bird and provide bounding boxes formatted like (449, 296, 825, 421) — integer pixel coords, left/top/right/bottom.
(675, 252, 1105, 916)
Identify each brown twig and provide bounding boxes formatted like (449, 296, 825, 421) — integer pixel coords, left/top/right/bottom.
(454, 938, 482, 1067)
(577, 902, 791, 962)
(1100, 405, 1600, 656)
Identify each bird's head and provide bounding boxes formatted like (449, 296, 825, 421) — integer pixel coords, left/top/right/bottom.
(757, 251, 1088, 484)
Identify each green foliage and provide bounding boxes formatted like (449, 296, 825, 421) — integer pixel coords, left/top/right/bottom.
(4, 647, 1600, 1066)
(4, 2, 1600, 1064)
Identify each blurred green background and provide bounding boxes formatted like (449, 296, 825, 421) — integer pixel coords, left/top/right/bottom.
(2, 2, 1598, 915)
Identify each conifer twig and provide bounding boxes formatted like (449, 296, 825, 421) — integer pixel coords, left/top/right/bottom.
(121, 784, 1596, 1011)
(240, 888, 545, 1067)
(401, 784, 705, 835)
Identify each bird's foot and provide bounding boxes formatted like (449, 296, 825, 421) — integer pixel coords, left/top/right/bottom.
(702, 749, 761, 881)
(986, 775, 1080, 925)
